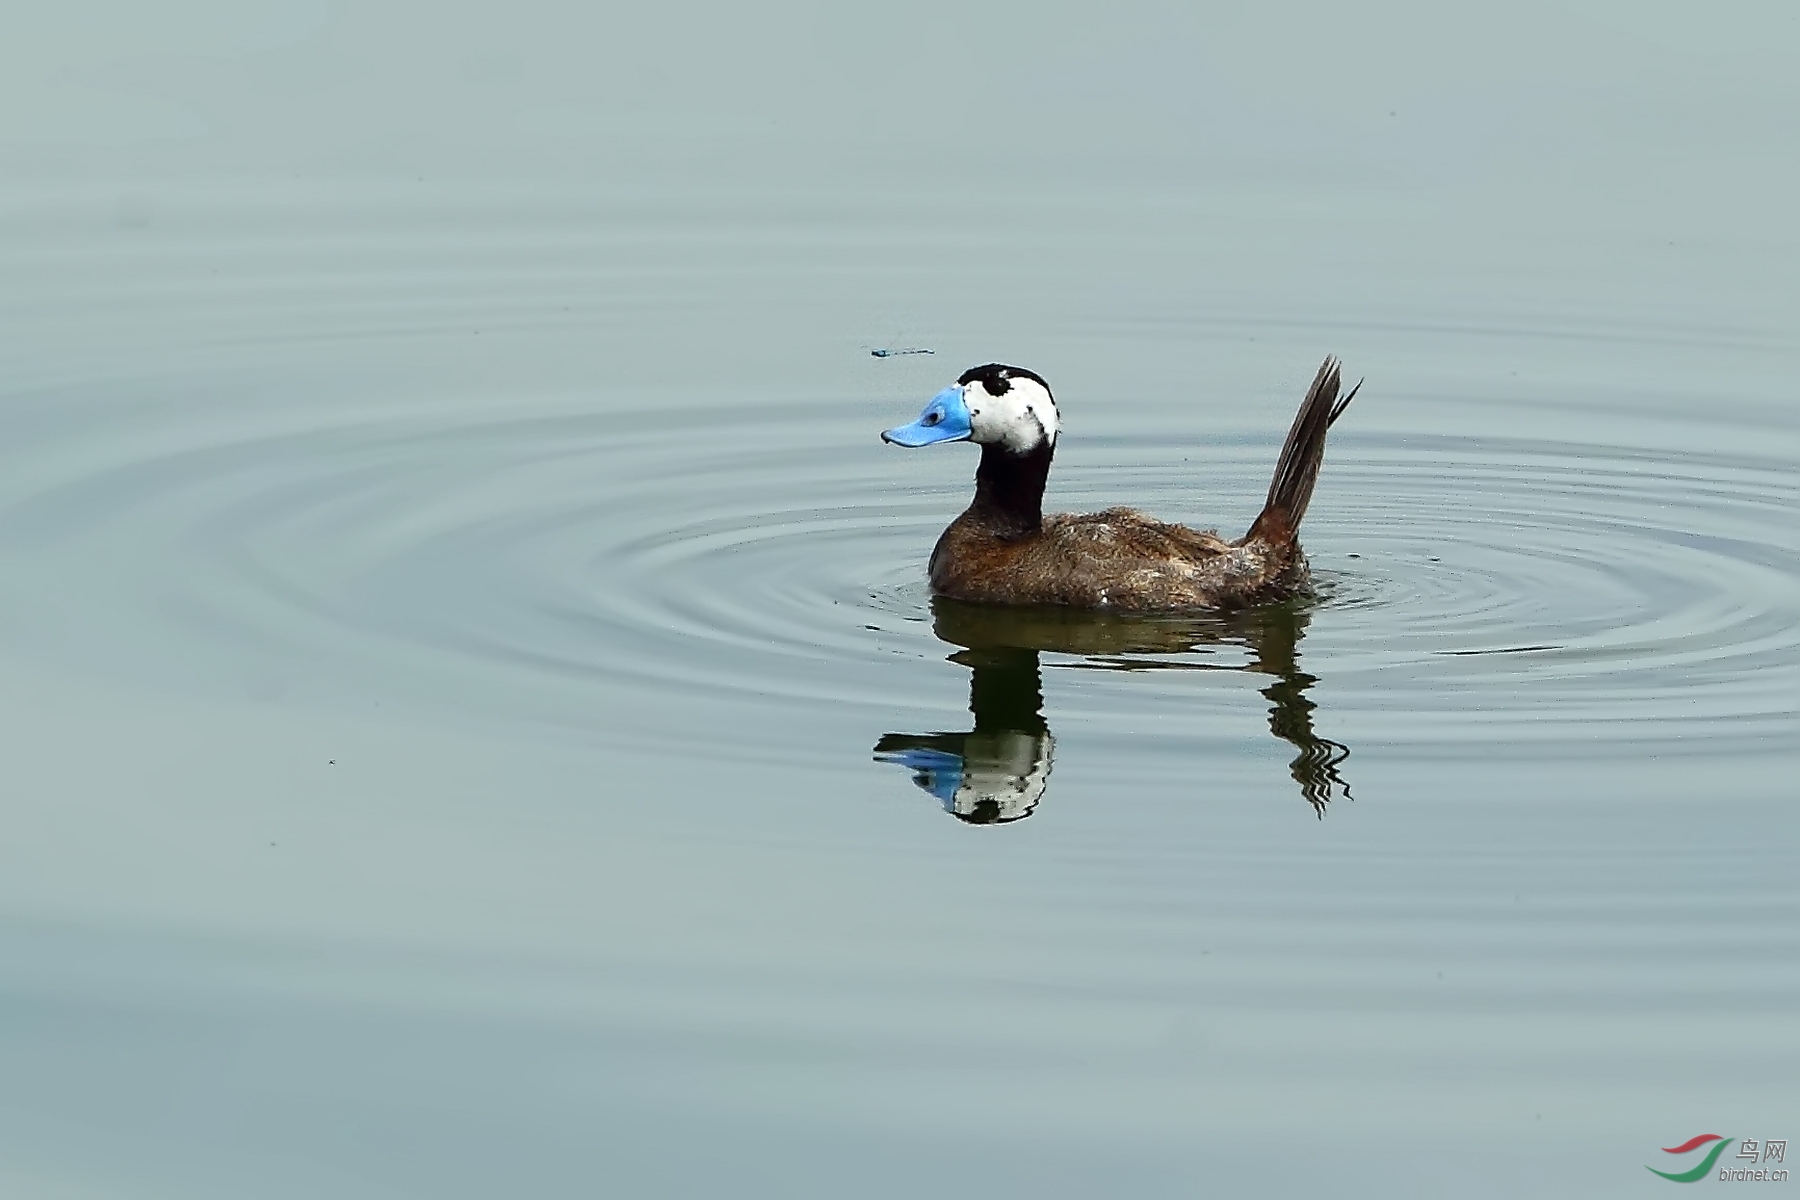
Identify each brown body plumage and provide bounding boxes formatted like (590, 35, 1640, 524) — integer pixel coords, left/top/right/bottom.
(908, 358, 1356, 612)
(928, 506, 1287, 610)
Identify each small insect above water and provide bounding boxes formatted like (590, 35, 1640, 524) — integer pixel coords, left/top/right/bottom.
(870, 347, 934, 358)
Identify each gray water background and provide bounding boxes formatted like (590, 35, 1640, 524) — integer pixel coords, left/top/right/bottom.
(2, 3, 1797, 1196)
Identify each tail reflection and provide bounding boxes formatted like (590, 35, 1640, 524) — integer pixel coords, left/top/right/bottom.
(874, 598, 1351, 823)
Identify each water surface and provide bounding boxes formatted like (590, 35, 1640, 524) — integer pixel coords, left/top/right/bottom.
(1, 3, 1797, 1197)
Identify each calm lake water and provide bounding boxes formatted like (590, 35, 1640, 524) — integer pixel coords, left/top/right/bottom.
(2, 4, 1797, 1197)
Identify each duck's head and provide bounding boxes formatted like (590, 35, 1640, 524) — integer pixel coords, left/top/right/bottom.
(882, 364, 1059, 455)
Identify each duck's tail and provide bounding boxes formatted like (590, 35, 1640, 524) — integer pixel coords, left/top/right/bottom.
(1243, 356, 1358, 548)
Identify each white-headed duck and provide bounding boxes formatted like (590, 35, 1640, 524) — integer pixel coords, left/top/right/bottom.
(882, 357, 1357, 610)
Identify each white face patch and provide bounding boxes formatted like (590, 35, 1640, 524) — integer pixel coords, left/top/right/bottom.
(950, 730, 1054, 823)
(961, 374, 1059, 454)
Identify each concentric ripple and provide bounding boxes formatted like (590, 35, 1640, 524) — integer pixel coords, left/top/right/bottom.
(0, 376, 1795, 766)
(1300, 432, 1800, 754)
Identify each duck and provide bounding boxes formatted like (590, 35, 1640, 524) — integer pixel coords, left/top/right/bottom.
(881, 357, 1357, 610)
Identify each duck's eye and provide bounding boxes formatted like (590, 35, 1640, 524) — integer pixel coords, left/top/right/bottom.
(922, 409, 942, 426)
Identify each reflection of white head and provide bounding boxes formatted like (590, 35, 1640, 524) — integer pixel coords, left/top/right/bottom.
(958, 364, 1060, 455)
(949, 730, 1054, 824)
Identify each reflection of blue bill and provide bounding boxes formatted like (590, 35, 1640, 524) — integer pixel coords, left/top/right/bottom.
(874, 730, 1052, 824)
(870, 347, 934, 358)
(873, 746, 963, 806)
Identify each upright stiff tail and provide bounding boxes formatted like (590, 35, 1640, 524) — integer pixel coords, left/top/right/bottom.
(1244, 357, 1358, 547)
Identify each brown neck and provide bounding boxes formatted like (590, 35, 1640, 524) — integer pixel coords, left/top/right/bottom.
(969, 440, 1053, 537)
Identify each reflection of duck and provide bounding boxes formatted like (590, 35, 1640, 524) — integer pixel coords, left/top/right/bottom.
(874, 644, 1052, 824)
(875, 597, 1351, 822)
(881, 358, 1356, 611)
